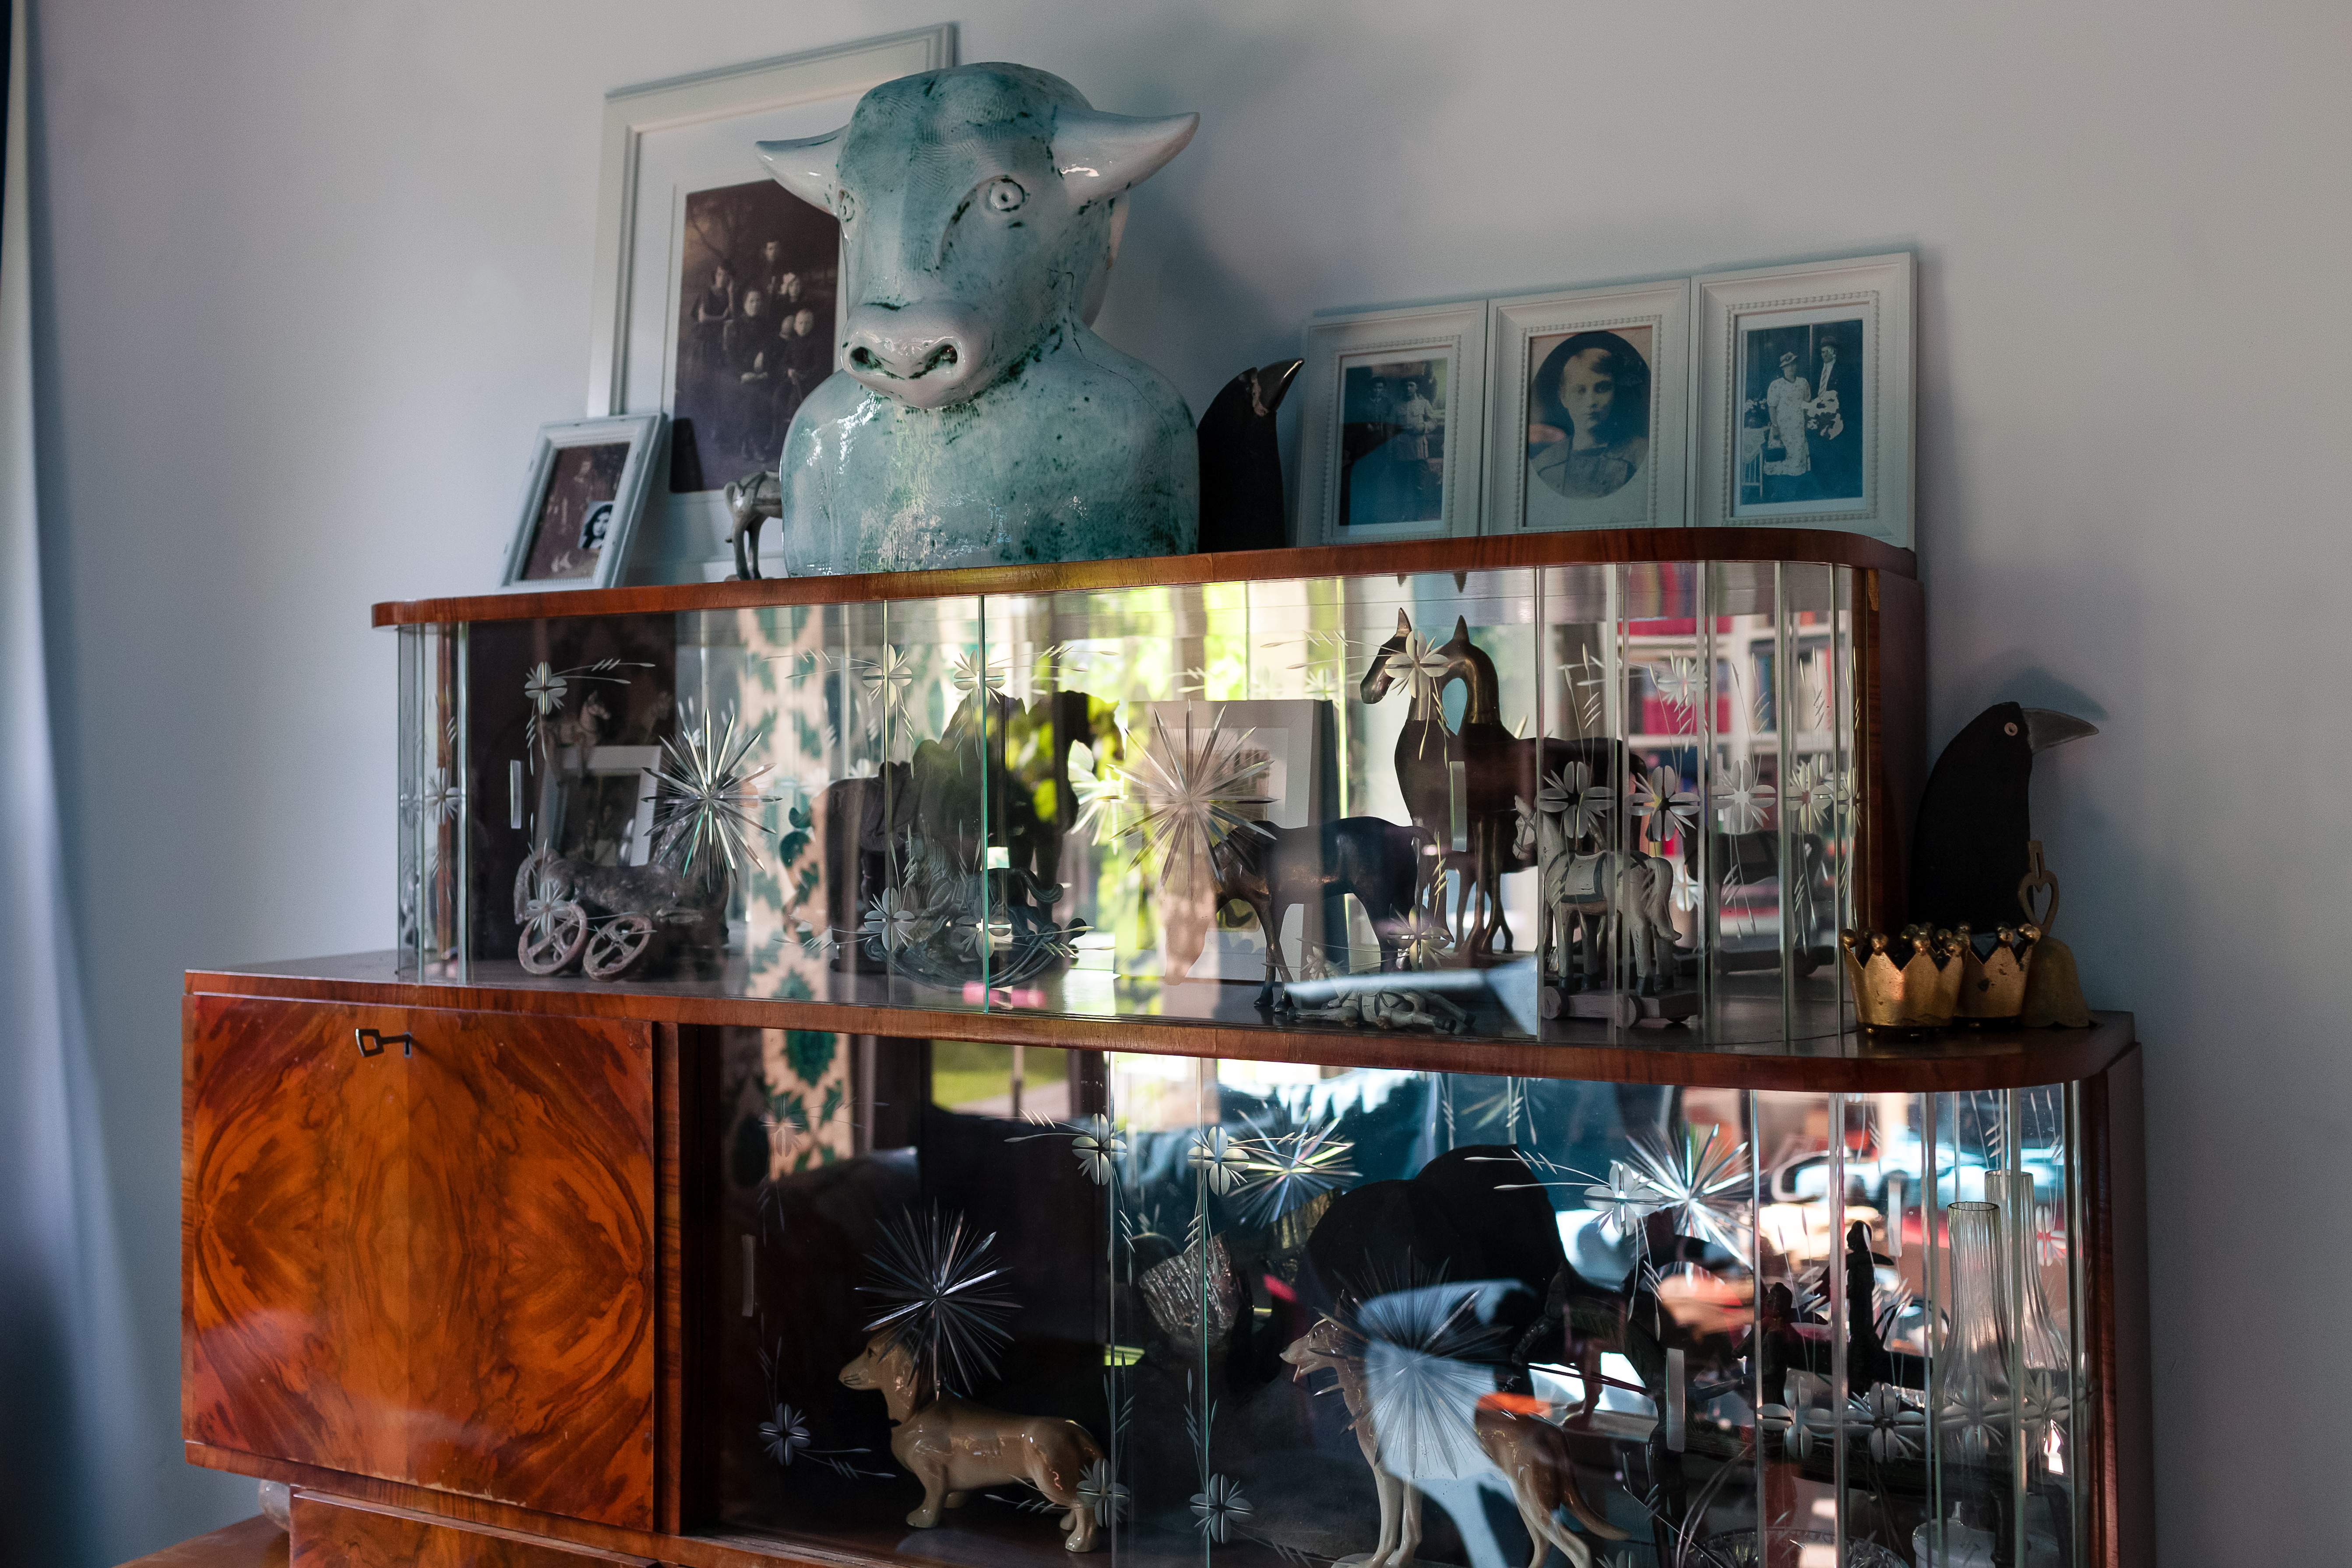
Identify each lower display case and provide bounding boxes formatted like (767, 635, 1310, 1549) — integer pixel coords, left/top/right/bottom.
(697, 1029, 2134, 1568)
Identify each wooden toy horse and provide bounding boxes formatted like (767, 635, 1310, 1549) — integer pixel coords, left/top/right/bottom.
(1514, 794, 1679, 994)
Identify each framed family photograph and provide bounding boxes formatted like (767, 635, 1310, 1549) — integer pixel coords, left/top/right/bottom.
(1693, 253, 1913, 544)
(1485, 279, 1690, 534)
(499, 414, 665, 590)
(1297, 301, 1488, 545)
(585, 25, 956, 578)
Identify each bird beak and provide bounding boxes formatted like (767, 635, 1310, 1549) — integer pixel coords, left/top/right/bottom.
(2021, 708, 2099, 752)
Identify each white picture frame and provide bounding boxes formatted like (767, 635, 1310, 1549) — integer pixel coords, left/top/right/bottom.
(585, 26, 956, 579)
(498, 414, 665, 590)
(1298, 301, 1489, 545)
(1693, 252, 1914, 546)
(1485, 279, 1691, 534)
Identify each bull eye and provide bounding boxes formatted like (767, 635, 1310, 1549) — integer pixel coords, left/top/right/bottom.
(984, 178, 1026, 214)
(834, 190, 857, 224)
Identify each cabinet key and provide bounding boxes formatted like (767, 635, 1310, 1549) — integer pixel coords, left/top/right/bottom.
(353, 1028, 415, 1058)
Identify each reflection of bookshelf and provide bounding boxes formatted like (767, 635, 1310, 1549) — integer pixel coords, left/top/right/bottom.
(1621, 618, 1842, 786)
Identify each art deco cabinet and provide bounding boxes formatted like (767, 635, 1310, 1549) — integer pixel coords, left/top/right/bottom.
(180, 529, 2150, 1568)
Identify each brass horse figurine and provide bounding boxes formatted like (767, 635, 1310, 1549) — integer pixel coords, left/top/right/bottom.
(838, 1330, 1106, 1550)
(1280, 1317, 1626, 1568)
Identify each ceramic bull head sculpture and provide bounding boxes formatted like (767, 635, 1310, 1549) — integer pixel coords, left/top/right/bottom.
(757, 64, 1199, 574)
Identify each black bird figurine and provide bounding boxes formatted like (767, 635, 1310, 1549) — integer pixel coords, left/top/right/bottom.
(1908, 701, 2097, 930)
(1195, 358, 1303, 553)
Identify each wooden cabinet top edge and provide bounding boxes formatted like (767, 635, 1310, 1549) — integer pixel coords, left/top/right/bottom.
(185, 958, 2131, 1094)
(370, 528, 1917, 627)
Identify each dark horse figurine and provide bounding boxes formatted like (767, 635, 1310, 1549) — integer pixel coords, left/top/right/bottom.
(1193, 817, 1432, 1008)
(1363, 610, 1633, 962)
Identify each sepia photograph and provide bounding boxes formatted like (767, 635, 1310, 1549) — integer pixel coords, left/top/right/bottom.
(1338, 356, 1450, 529)
(1738, 315, 1865, 509)
(517, 443, 630, 581)
(499, 413, 665, 590)
(1484, 281, 1688, 534)
(1524, 326, 1652, 527)
(667, 177, 838, 494)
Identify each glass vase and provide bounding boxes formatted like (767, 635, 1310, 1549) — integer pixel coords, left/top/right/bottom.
(1939, 1201, 2012, 1466)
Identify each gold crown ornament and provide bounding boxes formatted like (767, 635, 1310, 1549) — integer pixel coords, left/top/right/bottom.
(1956, 924, 2040, 1023)
(1841, 925, 1965, 1031)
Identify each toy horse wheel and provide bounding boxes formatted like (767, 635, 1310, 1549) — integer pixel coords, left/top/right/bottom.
(518, 901, 588, 974)
(1613, 994, 1640, 1029)
(582, 912, 655, 980)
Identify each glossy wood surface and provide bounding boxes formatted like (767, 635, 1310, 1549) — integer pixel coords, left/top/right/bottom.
(370, 526, 1916, 626)
(2080, 1047, 2154, 1568)
(291, 1494, 652, 1567)
(116, 1515, 287, 1568)
(183, 997, 658, 1529)
(189, 954, 2135, 1095)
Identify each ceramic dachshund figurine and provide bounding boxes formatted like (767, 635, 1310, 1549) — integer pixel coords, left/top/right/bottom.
(838, 1331, 1106, 1550)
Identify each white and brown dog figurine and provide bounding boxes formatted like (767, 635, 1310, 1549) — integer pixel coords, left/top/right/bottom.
(839, 1330, 1106, 1550)
(1281, 1317, 1626, 1568)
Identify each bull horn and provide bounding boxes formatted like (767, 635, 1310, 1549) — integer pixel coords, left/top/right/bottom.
(755, 127, 846, 211)
(1053, 109, 1199, 207)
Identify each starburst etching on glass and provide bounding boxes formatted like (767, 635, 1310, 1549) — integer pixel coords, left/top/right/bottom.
(1627, 1125, 1751, 1261)
(648, 703, 777, 875)
(1538, 763, 1613, 841)
(1340, 1266, 1513, 1480)
(1110, 709, 1273, 891)
(1230, 1118, 1358, 1225)
(1631, 765, 1698, 849)
(1715, 758, 1772, 834)
(859, 1207, 1017, 1398)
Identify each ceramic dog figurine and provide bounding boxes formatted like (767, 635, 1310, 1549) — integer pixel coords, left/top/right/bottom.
(839, 1330, 1105, 1550)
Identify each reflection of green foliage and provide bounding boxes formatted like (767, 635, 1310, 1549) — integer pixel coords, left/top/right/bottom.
(819, 1081, 844, 1128)
(786, 1029, 837, 1084)
(781, 973, 813, 1002)
(792, 712, 827, 759)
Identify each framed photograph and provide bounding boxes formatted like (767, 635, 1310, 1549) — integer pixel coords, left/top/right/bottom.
(1693, 253, 1913, 545)
(1486, 279, 1690, 533)
(499, 415, 664, 590)
(586, 26, 956, 578)
(1297, 302, 1489, 545)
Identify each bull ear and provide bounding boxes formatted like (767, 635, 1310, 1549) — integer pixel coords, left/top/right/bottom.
(756, 127, 847, 212)
(1053, 109, 1199, 207)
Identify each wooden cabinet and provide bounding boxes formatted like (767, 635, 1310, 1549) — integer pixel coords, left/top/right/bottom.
(183, 997, 657, 1529)
(289, 1494, 652, 1567)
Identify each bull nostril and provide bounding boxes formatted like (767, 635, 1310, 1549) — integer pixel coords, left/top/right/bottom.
(849, 347, 881, 371)
(922, 344, 958, 375)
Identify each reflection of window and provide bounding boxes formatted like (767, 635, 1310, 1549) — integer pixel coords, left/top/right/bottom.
(930, 1040, 1070, 1117)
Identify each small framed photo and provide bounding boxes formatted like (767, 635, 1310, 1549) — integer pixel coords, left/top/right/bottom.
(499, 414, 664, 590)
(1693, 253, 1913, 544)
(1486, 279, 1690, 533)
(1297, 301, 1488, 545)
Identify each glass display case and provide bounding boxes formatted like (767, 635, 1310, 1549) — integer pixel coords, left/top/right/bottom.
(394, 533, 1919, 1051)
(704, 1032, 2100, 1568)
(336, 531, 2141, 1568)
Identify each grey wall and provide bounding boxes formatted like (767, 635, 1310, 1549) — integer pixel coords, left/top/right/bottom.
(26, 1, 2349, 1560)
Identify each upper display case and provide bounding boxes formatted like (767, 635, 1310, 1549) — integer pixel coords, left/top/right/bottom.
(387, 530, 1923, 1061)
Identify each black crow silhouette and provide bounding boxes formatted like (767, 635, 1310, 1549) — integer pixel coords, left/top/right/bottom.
(1195, 358, 1302, 552)
(1908, 701, 2096, 930)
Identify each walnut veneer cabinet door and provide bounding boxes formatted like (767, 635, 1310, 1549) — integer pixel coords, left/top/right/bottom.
(184, 997, 656, 1529)
(290, 1494, 654, 1566)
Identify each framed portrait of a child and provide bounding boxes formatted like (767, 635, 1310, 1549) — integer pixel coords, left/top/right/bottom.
(1485, 280, 1691, 534)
